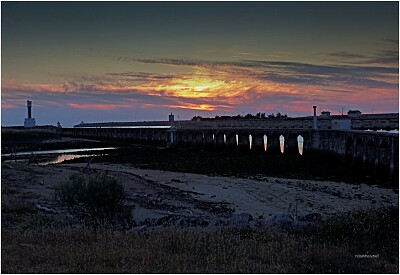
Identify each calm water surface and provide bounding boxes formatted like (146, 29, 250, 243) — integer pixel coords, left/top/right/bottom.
(2, 147, 116, 157)
(2, 147, 116, 165)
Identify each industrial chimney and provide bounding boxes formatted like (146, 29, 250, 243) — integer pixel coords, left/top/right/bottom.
(313, 105, 318, 129)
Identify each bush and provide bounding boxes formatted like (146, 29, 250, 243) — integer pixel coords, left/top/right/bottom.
(56, 173, 132, 226)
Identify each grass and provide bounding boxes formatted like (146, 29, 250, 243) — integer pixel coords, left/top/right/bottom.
(1, 208, 398, 273)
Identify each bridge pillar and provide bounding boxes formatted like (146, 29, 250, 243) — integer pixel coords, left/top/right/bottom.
(238, 133, 250, 151)
(390, 140, 395, 176)
(215, 132, 225, 149)
(167, 130, 176, 147)
(268, 134, 280, 154)
(285, 134, 299, 154)
(252, 133, 264, 152)
(204, 132, 214, 149)
(312, 130, 320, 150)
(226, 133, 237, 149)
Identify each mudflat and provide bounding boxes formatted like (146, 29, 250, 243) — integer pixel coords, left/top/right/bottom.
(2, 162, 397, 225)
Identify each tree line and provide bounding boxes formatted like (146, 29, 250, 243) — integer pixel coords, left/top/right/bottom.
(191, 112, 288, 121)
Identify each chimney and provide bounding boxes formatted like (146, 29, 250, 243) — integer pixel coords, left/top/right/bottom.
(313, 105, 318, 129)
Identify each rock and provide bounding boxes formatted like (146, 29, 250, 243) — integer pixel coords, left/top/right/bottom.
(259, 212, 321, 230)
(156, 215, 175, 226)
(227, 213, 253, 227)
(259, 213, 294, 228)
(291, 220, 312, 230)
(35, 204, 57, 214)
(209, 218, 226, 227)
(248, 220, 259, 228)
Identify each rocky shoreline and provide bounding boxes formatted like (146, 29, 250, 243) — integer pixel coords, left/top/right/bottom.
(3, 162, 397, 232)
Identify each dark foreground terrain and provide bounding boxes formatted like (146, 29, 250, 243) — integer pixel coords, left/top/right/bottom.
(1, 129, 399, 273)
(2, 207, 398, 273)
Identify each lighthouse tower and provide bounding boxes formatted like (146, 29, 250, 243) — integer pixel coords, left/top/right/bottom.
(24, 100, 36, 128)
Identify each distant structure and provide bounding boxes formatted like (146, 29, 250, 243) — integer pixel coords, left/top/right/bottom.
(313, 105, 318, 129)
(331, 118, 351, 130)
(73, 107, 398, 131)
(24, 100, 36, 128)
(57, 121, 62, 128)
(169, 112, 175, 123)
(320, 111, 331, 118)
(348, 110, 362, 118)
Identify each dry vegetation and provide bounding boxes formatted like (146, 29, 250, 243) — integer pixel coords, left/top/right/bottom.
(2, 207, 398, 273)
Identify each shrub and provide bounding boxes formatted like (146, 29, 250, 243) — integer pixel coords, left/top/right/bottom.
(56, 173, 132, 226)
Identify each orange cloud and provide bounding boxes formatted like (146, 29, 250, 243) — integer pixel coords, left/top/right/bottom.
(2, 57, 398, 115)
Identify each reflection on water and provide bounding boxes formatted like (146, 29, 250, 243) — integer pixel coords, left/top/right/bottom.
(263, 135, 268, 151)
(249, 134, 252, 149)
(297, 135, 304, 155)
(2, 147, 115, 157)
(38, 154, 108, 165)
(236, 134, 239, 146)
(75, 126, 171, 129)
(279, 135, 285, 153)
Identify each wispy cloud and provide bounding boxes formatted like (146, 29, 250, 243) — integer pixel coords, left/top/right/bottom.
(323, 39, 399, 66)
(2, 41, 398, 118)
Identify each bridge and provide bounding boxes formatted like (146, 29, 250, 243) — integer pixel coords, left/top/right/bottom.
(60, 123, 399, 180)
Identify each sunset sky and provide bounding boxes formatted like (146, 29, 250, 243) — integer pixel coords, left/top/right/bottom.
(2, 2, 399, 127)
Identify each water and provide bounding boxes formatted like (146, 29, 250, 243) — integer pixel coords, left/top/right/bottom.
(297, 135, 304, 155)
(2, 147, 115, 165)
(279, 135, 285, 153)
(365, 129, 399, 134)
(37, 153, 108, 165)
(75, 125, 170, 129)
(1, 147, 115, 157)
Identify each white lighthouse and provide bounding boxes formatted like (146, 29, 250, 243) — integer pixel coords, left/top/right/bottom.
(24, 100, 36, 128)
